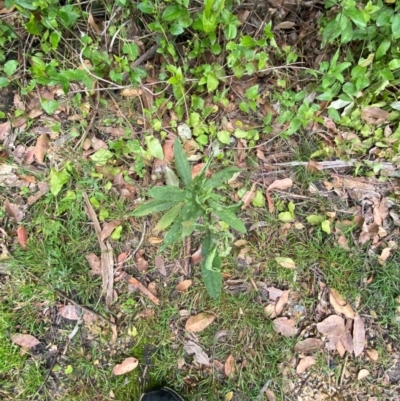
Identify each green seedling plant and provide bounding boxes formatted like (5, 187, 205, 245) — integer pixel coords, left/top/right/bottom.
(132, 138, 246, 299)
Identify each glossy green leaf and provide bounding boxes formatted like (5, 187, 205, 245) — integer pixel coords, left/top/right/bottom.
(0, 77, 8, 88)
(278, 211, 294, 223)
(162, 4, 182, 21)
(201, 232, 222, 299)
(217, 130, 231, 144)
(392, 13, 400, 39)
(132, 200, 181, 217)
(154, 202, 183, 231)
(174, 138, 191, 187)
(252, 190, 265, 207)
(376, 39, 391, 60)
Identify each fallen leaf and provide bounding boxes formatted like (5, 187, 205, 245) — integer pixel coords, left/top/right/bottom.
(191, 163, 205, 178)
(362, 107, 389, 125)
(0, 121, 11, 141)
(134, 250, 149, 272)
(27, 182, 49, 205)
(241, 183, 256, 210)
(225, 391, 234, 401)
(266, 178, 293, 213)
(264, 304, 277, 318)
(185, 313, 215, 332)
(367, 349, 379, 361)
(275, 290, 290, 316)
(134, 308, 155, 319)
(353, 315, 366, 357)
(33, 134, 49, 164)
(183, 340, 210, 366)
(112, 357, 139, 375)
(274, 21, 296, 29)
(100, 220, 121, 242)
(176, 280, 192, 292)
(265, 389, 276, 401)
(155, 255, 167, 276)
(337, 234, 349, 250)
(16, 226, 27, 248)
(11, 333, 40, 348)
(85, 252, 101, 275)
(295, 338, 323, 353)
(273, 317, 297, 337)
(191, 246, 202, 265)
(224, 354, 235, 377)
(163, 139, 175, 163)
(329, 288, 355, 319)
(357, 369, 369, 380)
(267, 287, 284, 301)
(4, 199, 24, 223)
(147, 282, 157, 296)
(275, 257, 296, 269)
(378, 247, 392, 265)
(87, 12, 101, 33)
(316, 315, 345, 351)
(59, 305, 80, 320)
(121, 88, 143, 97)
(296, 356, 316, 374)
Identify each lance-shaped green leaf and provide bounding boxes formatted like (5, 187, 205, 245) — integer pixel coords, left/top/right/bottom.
(204, 167, 241, 190)
(148, 185, 188, 202)
(154, 202, 183, 232)
(132, 200, 181, 217)
(201, 231, 222, 299)
(209, 200, 246, 233)
(174, 138, 192, 187)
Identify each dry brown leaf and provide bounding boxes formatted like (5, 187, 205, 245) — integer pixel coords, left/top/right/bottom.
(183, 340, 210, 366)
(14, 94, 25, 111)
(367, 349, 379, 361)
(224, 354, 235, 377)
(191, 163, 205, 178)
(378, 247, 392, 265)
(353, 315, 366, 357)
(329, 288, 355, 319)
(100, 220, 121, 242)
(357, 369, 369, 380)
(85, 252, 101, 275)
(336, 338, 346, 357)
(88, 12, 101, 33)
(191, 246, 202, 265)
(98, 126, 125, 137)
(163, 139, 174, 163)
(155, 255, 167, 276)
(379, 197, 389, 221)
(296, 356, 316, 374)
(264, 304, 277, 318)
(185, 313, 215, 332)
(176, 280, 192, 292)
(275, 257, 296, 269)
(267, 287, 284, 301)
(4, 199, 24, 223)
(147, 282, 157, 296)
(316, 315, 345, 351)
(241, 183, 256, 210)
(273, 317, 297, 337)
(59, 305, 80, 320)
(266, 178, 293, 213)
(11, 333, 40, 348)
(90, 137, 107, 151)
(112, 357, 139, 375)
(275, 290, 289, 316)
(134, 308, 156, 319)
(134, 249, 149, 272)
(0, 121, 11, 141)
(33, 134, 50, 164)
(337, 234, 349, 250)
(265, 389, 276, 401)
(294, 338, 323, 353)
(27, 182, 49, 205)
(16, 226, 27, 248)
(361, 107, 389, 125)
(121, 88, 143, 97)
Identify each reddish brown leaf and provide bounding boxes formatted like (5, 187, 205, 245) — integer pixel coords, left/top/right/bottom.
(59, 305, 80, 320)
(0, 121, 11, 141)
(147, 282, 157, 296)
(163, 139, 174, 163)
(191, 246, 202, 265)
(294, 338, 323, 354)
(353, 315, 366, 357)
(329, 288, 355, 319)
(185, 313, 215, 332)
(134, 249, 149, 272)
(16, 226, 27, 248)
(224, 354, 235, 377)
(112, 357, 139, 375)
(267, 287, 284, 301)
(273, 317, 297, 337)
(176, 280, 192, 292)
(266, 178, 293, 212)
(100, 220, 121, 242)
(134, 308, 156, 319)
(378, 247, 392, 266)
(85, 252, 101, 275)
(241, 183, 256, 210)
(11, 333, 40, 348)
(33, 134, 50, 164)
(265, 389, 276, 401)
(296, 356, 316, 374)
(316, 315, 345, 351)
(191, 163, 205, 178)
(4, 199, 24, 223)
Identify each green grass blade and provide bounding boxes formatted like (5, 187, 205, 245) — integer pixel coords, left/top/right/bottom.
(174, 138, 192, 187)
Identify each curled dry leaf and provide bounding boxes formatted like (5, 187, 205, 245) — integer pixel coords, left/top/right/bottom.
(266, 178, 293, 213)
(100, 220, 121, 242)
(274, 21, 296, 29)
(294, 338, 323, 354)
(329, 288, 355, 319)
(378, 247, 392, 266)
(275, 290, 290, 316)
(367, 349, 379, 361)
(112, 357, 139, 375)
(267, 287, 284, 301)
(17, 226, 28, 248)
(176, 280, 192, 292)
(273, 317, 297, 337)
(155, 255, 167, 276)
(59, 305, 80, 320)
(4, 199, 24, 223)
(183, 340, 210, 366)
(27, 182, 49, 206)
(11, 333, 40, 348)
(224, 354, 235, 377)
(191, 246, 202, 265)
(0, 121, 11, 141)
(241, 183, 257, 210)
(121, 88, 143, 97)
(85, 252, 101, 275)
(147, 282, 157, 296)
(353, 315, 366, 357)
(296, 356, 316, 374)
(185, 313, 215, 333)
(275, 257, 296, 269)
(134, 250, 149, 272)
(316, 315, 345, 351)
(33, 134, 50, 164)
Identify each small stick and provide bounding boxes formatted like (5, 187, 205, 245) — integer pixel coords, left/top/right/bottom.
(256, 379, 271, 400)
(123, 274, 160, 305)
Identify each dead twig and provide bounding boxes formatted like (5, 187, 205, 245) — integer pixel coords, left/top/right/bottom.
(122, 274, 160, 305)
